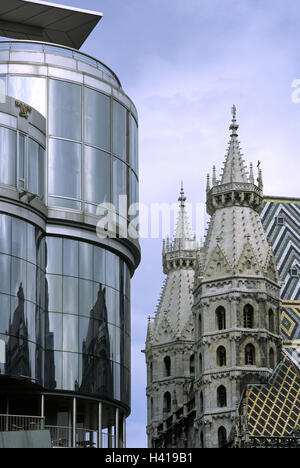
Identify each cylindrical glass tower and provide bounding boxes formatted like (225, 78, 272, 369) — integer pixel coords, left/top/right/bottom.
(0, 3, 139, 449)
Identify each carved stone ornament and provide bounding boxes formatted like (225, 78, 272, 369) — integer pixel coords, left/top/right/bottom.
(15, 100, 32, 119)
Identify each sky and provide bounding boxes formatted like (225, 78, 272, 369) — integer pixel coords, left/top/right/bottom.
(21, 0, 300, 447)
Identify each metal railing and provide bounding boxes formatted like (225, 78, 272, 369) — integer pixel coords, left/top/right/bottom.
(0, 414, 45, 432)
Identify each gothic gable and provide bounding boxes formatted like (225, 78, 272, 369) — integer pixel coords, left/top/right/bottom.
(263, 247, 280, 283)
(204, 243, 232, 278)
(153, 312, 177, 345)
(236, 240, 262, 275)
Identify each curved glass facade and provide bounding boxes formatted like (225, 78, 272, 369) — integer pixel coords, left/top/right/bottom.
(0, 37, 139, 448)
(0, 124, 45, 199)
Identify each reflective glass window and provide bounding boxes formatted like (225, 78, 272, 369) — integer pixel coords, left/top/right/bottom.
(8, 76, 46, 117)
(93, 247, 106, 284)
(48, 139, 81, 206)
(79, 242, 93, 281)
(0, 254, 10, 294)
(63, 277, 79, 315)
(27, 223, 36, 265)
(84, 88, 110, 151)
(0, 127, 16, 186)
(79, 279, 95, 317)
(113, 158, 127, 213)
(26, 263, 37, 303)
(63, 239, 79, 277)
(49, 79, 82, 140)
(0, 76, 6, 97)
(28, 138, 44, 199)
(106, 251, 119, 290)
(85, 146, 111, 206)
(129, 115, 138, 173)
(63, 315, 78, 352)
(113, 100, 127, 160)
(62, 352, 79, 390)
(47, 275, 63, 312)
(0, 294, 10, 334)
(12, 217, 26, 260)
(46, 237, 63, 274)
(11, 257, 27, 298)
(47, 313, 63, 350)
(130, 170, 138, 207)
(18, 133, 25, 189)
(0, 215, 11, 255)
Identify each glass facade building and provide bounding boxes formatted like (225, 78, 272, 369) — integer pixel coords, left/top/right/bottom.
(0, 4, 139, 449)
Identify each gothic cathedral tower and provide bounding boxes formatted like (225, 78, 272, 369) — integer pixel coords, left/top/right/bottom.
(193, 108, 282, 448)
(144, 186, 198, 448)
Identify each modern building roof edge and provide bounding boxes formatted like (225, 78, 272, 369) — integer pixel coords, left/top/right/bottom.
(25, 0, 103, 18)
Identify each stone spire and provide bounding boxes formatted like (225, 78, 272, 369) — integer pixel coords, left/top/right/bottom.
(220, 105, 248, 184)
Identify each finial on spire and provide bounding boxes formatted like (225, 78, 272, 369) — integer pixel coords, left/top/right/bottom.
(230, 104, 239, 136)
(212, 165, 217, 186)
(178, 181, 186, 207)
(206, 174, 211, 192)
(231, 104, 237, 120)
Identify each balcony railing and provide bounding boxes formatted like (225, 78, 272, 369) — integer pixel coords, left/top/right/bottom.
(0, 414, 45, 432)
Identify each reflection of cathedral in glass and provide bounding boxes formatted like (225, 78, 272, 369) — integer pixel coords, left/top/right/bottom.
(5, 284, 30, 378)
(0, 0, 139, 448)
(81, 284, 113, 395)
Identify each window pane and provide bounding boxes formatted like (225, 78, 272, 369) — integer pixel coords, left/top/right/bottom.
(47, 313, 63, 350)
(0, 254, 10, 294)
(0, 214, 11, 255)
(130, 115, 138, 173)
(0, 127, 16, 186)
(18, 133, 25, 188)
(130, 170, 138, 206)
(46, 237, 63, 274)
(47, 275, 63, 312)
(113, 158, 127, 213)
(113, 101, 127, 160)
(28, 138, 42, 197)
(84, 88, 110, 151)
(8, 76, 46, 117)
(63, 315, 78, 352)
(12, 217, 26, 259)
(79, 242, 93, 280)
(63, 239, 78, 277)
(93, 246, 105, 284)
(49, 79, 81, 140)
(85, 146, 111, 205)
(63, 277, 79, 314)
(48, 139, 81, 201)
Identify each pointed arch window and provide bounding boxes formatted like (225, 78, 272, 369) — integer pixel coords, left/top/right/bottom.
(200, 431, 204, 448)
(217, 385, 227, 408)
(199, 353, 203, 374)
(217, 346, 226, 367)
(269, 348, 275, 369)
(218, 426, 227, 448)
(189, 354, 195, 379)
(150, 398, 154, 418)
(243, 304, 254, 328)
(163, 392, 171, 414)
(216, 306, 226, 330)
(199, 391, 204, 413)
(150, 362, 153, 382)
(199, 314, 202, 335)
(245, 344, 255, 365)
(164, 356, 171, 377)
(268, 309, 275, 333)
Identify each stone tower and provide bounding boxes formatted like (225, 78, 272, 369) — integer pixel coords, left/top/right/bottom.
(193, 107, 282, 448)
(144, 186, 199, 448)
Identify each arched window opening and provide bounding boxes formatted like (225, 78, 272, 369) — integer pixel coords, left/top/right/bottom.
(199, 353, 203, 374)
(216, 306, 226, 330)
(269, 348, 275, 369)
(200, 432, 204, 448)
(150, 398, 154, 418)
(163, 392, 171, 414)
(150, 362, 153, 382)
(164, 356, 171, 377)
(189, 354, 195, 379)
(269, 309, 275, 333)
(245, 344, 255, 365)
(243, 304, 254, 328)
(217, 346, 226, 367)
(217, 385, 227, 408)
(199, 391, 204, 413)
(218, 426, 227, 448)
(199, 314, 202, 335)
